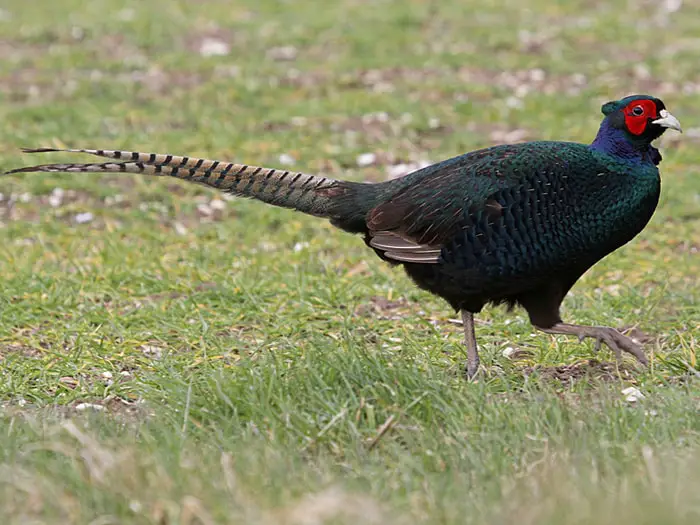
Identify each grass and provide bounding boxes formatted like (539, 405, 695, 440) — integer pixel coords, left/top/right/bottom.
(0, 0, 699, 523)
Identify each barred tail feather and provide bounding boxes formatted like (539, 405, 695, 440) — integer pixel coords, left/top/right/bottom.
(5, 147, 374, 227)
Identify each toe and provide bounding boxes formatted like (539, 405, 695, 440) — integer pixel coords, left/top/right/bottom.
(593, 338, 603, 352)
(465, 362, 480, 380)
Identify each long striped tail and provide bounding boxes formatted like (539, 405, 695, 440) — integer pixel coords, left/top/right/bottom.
(5, 147, 378, 232)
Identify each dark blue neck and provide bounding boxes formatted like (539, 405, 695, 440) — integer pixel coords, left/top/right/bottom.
(589, 118, 659, 165)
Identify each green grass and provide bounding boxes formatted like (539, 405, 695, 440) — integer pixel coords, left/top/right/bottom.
(0, 0, 699, 523)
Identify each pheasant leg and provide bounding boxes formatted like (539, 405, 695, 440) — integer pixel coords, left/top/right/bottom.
(536, 323, 647, 365)
(461, 310, 480, 379)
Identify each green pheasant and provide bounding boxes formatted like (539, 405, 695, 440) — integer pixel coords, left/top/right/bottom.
(6, 94, 681, 377)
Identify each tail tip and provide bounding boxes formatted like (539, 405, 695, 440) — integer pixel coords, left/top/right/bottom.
(5, 148, 64, 173)
(20, 147, 61, 154)
(4, 166, 36, 175)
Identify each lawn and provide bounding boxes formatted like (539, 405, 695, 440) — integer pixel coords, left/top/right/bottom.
(0, 0, 699, 523)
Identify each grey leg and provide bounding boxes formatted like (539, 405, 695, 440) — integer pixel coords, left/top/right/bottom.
(536, 322, 647, 365)
(462, 310, 480, 379)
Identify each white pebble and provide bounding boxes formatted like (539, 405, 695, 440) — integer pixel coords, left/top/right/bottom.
(199, 38, 230, 57)
(173, 222, 188, 235)
(75, 403, 105, 411)
(290, 116, 308, 126)
(356, 153, 377, 167)
(622, 386, 645, 402)
(49, 187, 65, 208)
(662, 0, 682, 13)
(506, 96, 524, 109)
(278, 153, 295, 166)
(361, 111, 390, 123)
(385, 164, 412, 179)
(385, 160, 431, 179)
(209, 198, 226, 211)
(529, 68, 546, 82)
(141, 345, 164, 359)
(196, 203, 213, 216)
(74, 212, 94, 224)
(502, 346, 516, 358)
(266, 45, 298, 61)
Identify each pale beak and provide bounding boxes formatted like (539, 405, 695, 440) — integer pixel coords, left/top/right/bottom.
(652, 109, 682, 133)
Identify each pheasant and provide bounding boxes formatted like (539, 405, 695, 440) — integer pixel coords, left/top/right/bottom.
(5, 94, 681, 378)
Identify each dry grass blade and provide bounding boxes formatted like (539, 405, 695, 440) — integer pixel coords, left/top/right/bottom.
(367, 414, 397, 451)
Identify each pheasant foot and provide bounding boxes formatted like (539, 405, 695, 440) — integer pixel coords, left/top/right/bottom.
(536, 322, 647, 365)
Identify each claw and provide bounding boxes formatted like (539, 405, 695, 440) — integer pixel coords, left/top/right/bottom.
(464, 360, 480, 380)
(537, 323, 648, 366)
(609, 342, 623, 362)
(593, 338, 603, 352)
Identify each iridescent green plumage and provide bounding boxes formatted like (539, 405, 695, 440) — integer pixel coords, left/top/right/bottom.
(5, 94, 681, 378)
(365, 140, 661, 315)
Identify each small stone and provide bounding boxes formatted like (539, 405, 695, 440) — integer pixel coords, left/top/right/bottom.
(75, 402, 105, 412)
(662, 0, 682, 13)
(70, 26, 85, 41)
(385, 160, 431, 180)
(505, 96, 525, 109)
(278, 153, 295, 166)
(117, 8, 135, 21)
(514, 84, 529, 98)
(196, 203, 213, 216)
(209, 198, 226, 211)
(267, 45, 298, 61)
(400, 113, 414, 124)
(571, 73, 587, 86)
(214, 65, 241, 78)
(361, 111, 389, 123)
(290, 116, 308, 126)
(634, 64, 652, 80)
(529, 68, 546, 82)
(502, 346, 516, 358)
(356, 153, 377, 167)
(173, 222, 188, 235)
(293, 241, 309, 253)
(141, 345, 164, 359)
(74, 212, 94, 224)
(199, 38, 230, 57)
(49, 188, 65, 208)
(622, 386, 645, 402)
(59, 377, 79, 388)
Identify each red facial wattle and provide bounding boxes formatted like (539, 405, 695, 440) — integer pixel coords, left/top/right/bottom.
(623, 99, 658, 135)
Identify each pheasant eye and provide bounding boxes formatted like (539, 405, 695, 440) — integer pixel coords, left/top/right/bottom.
(632, 105, 644, 116)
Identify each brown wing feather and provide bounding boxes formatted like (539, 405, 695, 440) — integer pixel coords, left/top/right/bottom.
(368, 231, 442, 263)
(366, 164, 507, 266)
